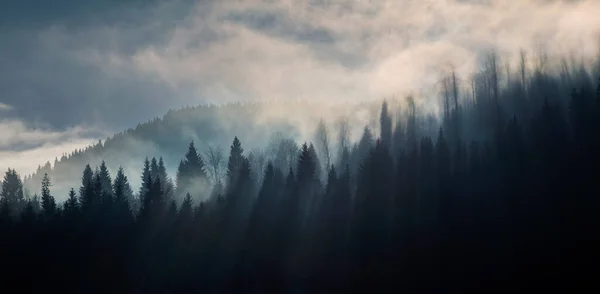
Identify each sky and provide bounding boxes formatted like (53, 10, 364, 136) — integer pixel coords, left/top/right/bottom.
(0, 0, 599, 176)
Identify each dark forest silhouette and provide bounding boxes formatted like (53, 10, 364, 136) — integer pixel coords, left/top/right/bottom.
(2, 56, 600, 291)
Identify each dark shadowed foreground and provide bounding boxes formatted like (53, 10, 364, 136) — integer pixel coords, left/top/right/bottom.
(1, 74, 600, 292)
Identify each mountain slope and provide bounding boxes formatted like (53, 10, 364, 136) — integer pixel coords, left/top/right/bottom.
(22, 100, 390, 202)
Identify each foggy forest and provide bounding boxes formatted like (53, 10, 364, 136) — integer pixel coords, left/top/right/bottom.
(2, 0, 600, 292)
(2, 48, 600, 291)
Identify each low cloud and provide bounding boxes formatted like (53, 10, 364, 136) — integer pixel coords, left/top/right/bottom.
(0, 103, 13, 111)
(0, 119, 102, 175)
(128, 0, 600, 113)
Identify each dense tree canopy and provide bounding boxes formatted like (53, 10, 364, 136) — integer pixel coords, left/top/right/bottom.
(1, 58, 600, 292)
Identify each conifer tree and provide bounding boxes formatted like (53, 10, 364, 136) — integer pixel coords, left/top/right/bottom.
(1, 168, 24, 217)
(297, 143, 317, 186)
(79, 164, 95, 214)
(380, 101, 393, 150)
(113, 166, 133, 222)
(98, 162, 113, 212)
(140, 176, 165, 223)
(1, 168, 24, 205)
(99, 161, 113, 198)
(226, 136, 244, 189)
(113, 166, 134, 205)
(40, 173, 56, 220)
(176, 142, 208, 200)
(150, 157, 159, 180)
(308, 143, 322, 185)
(158, 157, 175, 202)
(63, 188, 80, 221)
(140, 157, 151, 201)
(291, 143, 318, 228)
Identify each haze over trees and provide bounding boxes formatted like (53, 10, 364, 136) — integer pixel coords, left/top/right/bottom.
(1, 48, 600, 291)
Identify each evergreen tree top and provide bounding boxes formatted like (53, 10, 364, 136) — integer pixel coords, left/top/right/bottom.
(1, 168, 24, 203)
(230, 137, 243, 153)
(297, 143, 317, 183)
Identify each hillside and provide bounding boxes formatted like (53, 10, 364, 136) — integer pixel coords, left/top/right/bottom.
(20, 55, 600, 203)
(22, 99, 398, 202)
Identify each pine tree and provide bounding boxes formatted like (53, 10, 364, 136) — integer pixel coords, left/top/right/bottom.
(79, 164, 95, 215)
(352, 127, 374, 175)
(297, 143, 317, 186)
(98, 161, 113, 198)
(150, 157, 159, 181)
(187, 142, 206, 178)
(176, 142, 208, 200)
(1, 168, 24, 204)
(113, 166, 133, 223)
(113, 166, 134, 206)
(226, 136, 244, 189)
(64, 188, 80, 221)
(140, 176, 165, 223)
(158, 157, 175, 202)
(308, 143, 322, 184)
(176, 159, 186, 194)
(380, 101, 393, 150)
(297, 143, 320, 224)
(40, 173, 56, 220)
(158, 157, 168, 184)
(140, 158, 151, 203)
(0, 168, 24, 217)
(98, 161, 113, 213)
(93, 173, 103, 208)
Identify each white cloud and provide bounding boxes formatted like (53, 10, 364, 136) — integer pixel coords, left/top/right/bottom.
(0, 119, 100, 175)
(0, 119, 98, 150)
(129, 0, 600, 111)
(0, 103, 13, 111)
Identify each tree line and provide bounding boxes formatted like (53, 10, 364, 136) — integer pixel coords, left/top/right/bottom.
(1, 73, 600, 291)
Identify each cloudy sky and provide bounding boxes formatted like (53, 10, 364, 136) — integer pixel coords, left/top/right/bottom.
(1, 0, 599, 175)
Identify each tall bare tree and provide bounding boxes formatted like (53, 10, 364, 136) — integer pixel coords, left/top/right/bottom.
(484, 49, 501, 127)
(205, 145, 224, 187)
(535, 42, 549, 74)
(471, 73, 478, 106)
(519, 49, 528, 91)
(315, 119, 331, 176)
(336, 117, 350, 168)
(267, 133, 299, 173)
(450, 64, 459, 113)
(248, 148, 267, 184)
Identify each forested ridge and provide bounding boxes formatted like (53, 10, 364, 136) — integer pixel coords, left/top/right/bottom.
(1, 53, 600, 291)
